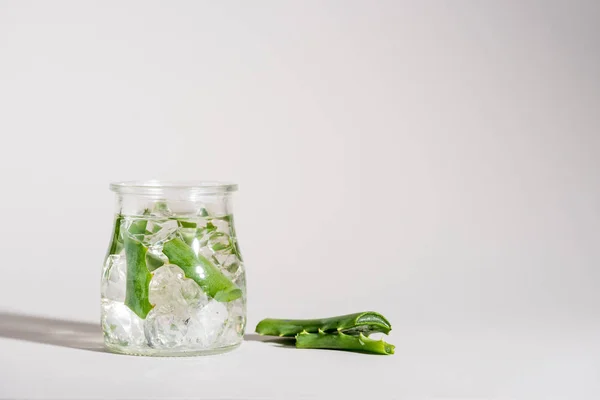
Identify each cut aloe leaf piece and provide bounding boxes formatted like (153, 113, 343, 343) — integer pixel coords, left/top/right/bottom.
(145, 252, 166, 272)
(128, 219, 147, 235)
(255, 311, 392, 337)
(177, 219, 197, 229)
(123, 234, 153, 319)
(295, 332, 395, 355)
(162, 237, 242, 302)
(105, 215, 124, 257)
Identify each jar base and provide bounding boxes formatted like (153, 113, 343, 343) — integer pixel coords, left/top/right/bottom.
(104, 341, 242, 357)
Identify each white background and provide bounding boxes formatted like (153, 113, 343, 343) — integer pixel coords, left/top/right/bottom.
(0, 1, 599, 398)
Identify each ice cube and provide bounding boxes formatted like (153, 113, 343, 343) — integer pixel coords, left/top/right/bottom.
(149, 264, 207, 308)
(141, 220, 178, 247)
(217, 299, 245, 346)
(210, 218, 230, 234)
(180, 278, 208, 308)
(144, 305, 189, 348)
(101, 254, 126, 302)
(219, 254, 242, 276)
(208, 233, 232, 255)
(149, 264, 183, 306)
(212, 252, 232, 266)
(185, 301, 228, 347)
(198, 246, 214, 259)
(102, 300, 145, 346)
(232, 268, 246, 289)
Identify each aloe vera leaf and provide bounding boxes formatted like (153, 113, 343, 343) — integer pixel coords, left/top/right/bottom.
(180, 230, 197, 246)
(105, 215, 124, 257)
(162, 237, 242, 302)
(211, 242, 231, 252)
(205, 222, 217, 233)
(123, 233, 153, 319)
(295, 332, 395, 355)
(150, 223, 162, 234)
(177, 219, 197, 229)
(208, 215, 243, 261)
(208, 231, 227, 238)
(255, 311, 392, 337)
(129, 219, 148, 235)
(145, 252, 166, 271)
(226, 214, 244, 262)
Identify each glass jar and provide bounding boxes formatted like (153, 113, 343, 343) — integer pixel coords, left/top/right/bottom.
(101, 181, 246, 356)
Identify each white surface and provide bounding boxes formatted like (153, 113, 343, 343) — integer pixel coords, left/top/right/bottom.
(1, 322, 599, 399)
(0, 0, 599, 398)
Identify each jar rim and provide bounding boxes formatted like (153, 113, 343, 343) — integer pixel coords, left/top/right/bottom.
(110, 180, 238, 196)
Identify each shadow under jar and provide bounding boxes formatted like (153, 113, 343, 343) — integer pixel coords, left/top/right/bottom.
(101, 181, 246, 356)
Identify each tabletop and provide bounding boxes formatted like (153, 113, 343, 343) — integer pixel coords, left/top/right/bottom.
(1, 312, 598, 399)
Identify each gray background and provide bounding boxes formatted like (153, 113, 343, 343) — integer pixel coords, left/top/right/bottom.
(0, 1, 598, 398)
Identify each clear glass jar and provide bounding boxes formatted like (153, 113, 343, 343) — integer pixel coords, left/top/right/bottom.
(101, 181, 246, 356)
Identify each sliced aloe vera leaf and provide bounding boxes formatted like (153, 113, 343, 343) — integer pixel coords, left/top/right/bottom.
(295, 332, 395, 355)
(226, 214, 243, 262)
(150, 223, 162, 234)
(145, 252, 166, 272)
(204, 222, 217, 233)
(210, 214, 243, 261)
(162, 237, 242, 302)
(255, 311, 392, 337)
(211, 242, 232, 252)
(177, 219, 197, 229)
(128, 219, 148, 235)
(105, 215, 124, 257)
(123, 233, 153, 319)
(180, 230, 197, 246)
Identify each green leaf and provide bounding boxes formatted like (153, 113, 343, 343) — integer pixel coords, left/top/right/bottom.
(255, 312, 392, 337)
(211, 242, 231, 252)
(295, 332, 395, 355)
(129, 219, 148, 235)
(227, 214, 243, 262)
(151, 223, 162, 234)
(123, 234, 153, 319)
(145, 252, 166, 271)
(177, 220, 197, 229)
(162, 237, 242, 302)
(105, 215, 124, 257)
(205, 222, 217, 233)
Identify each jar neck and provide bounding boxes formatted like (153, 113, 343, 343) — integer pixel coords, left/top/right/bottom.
(115, 194, 234, 217)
